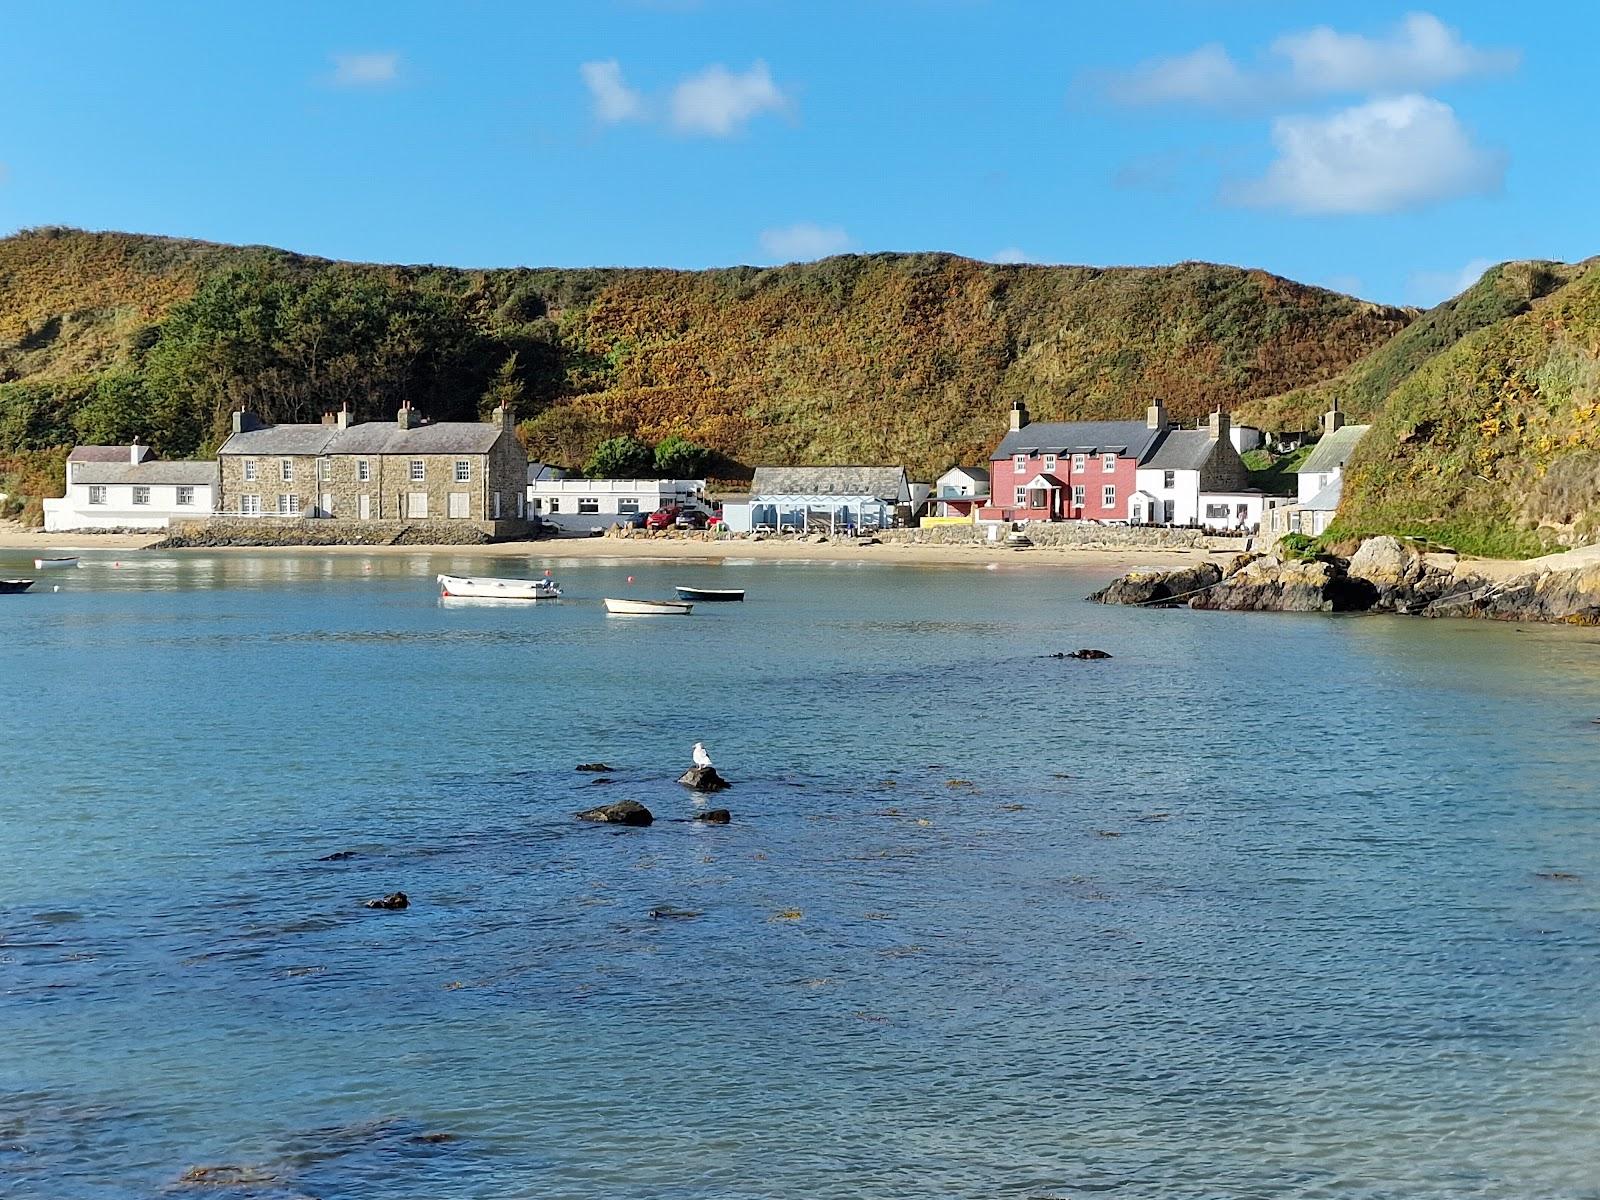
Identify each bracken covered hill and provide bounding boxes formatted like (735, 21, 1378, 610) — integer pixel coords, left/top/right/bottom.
(0, 228, 1410, 484)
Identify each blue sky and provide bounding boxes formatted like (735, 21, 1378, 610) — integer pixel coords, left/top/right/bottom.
(0, 1, 1593, 305)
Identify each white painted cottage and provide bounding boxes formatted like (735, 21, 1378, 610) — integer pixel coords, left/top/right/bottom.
(1130, 410, 1265, 530)
(43, 444, 218, 531)
(526, 468, 708, 533)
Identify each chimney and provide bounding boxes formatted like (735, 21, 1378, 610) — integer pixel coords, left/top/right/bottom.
(497, 400, 516, 433)
(1146, 400, 1167, 431)
(1323, 408, 1345, 435)
(231, 408, 261, 435)
(337, 405, 351, 430)
(1009, 400, 1030, 432)
(397, 402, 415, 430)
(1207, 409, 1230, 441)
(321, 411, 337, 426)
(129, 439, 144, 465)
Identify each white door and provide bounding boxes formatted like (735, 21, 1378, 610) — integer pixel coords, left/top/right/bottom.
(319, 492, 333, 518)
(358, 494, 371, 520)
(408, 492, 428, 519)
(448, 492, 470, 519)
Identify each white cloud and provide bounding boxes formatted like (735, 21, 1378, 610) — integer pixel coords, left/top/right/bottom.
(1105, 12, 1517, 107)
(990, 247, 1034, 264)
(670, 61, 788, 136)
(1405, 256, 1496, 305)
(330, 52, 401, 88)
(580, 60, 645, 124)
(1225, 95, 1505, 215)
(759, 223, 851, 262)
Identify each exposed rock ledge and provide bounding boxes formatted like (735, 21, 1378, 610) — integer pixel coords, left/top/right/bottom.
(1090, 537, 1600, 625)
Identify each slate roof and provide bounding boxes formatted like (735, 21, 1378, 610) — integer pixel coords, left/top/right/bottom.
(940, 465, 990, 484)
(1303, 477, 1344, 511)
(750, 466, 910, 502)
(1298, 424, 1370, 476)
(69, 445, 152, 463)
(1141, 429, 1224, 471)
(219, 420, 504, 457)
(994, 420, 1162, 460)
(74, 460, 219, 486)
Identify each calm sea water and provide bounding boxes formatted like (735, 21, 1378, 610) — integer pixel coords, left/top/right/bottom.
(1, 548, 1598, 1199)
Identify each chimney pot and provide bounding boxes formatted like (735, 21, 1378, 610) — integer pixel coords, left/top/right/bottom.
(397, 403, 414, 431)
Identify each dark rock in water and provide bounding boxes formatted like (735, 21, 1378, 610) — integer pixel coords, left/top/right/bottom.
(695, 808, 732, 824)
(363, 891, 409, 910)
(678, 765, 731, 792)
(318, 850, 358, 861)
(577, 800, 653, 826)
(589, 777, 614, 785)
(649, 905, 704, 919)
(176, 1165, 282, 1188)
(1049, 648, 1112, 660)
(1090, 562, 1222, 607)
(575, 762, 614, 773)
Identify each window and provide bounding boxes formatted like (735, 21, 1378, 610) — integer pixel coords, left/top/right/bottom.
(1014, 485, 1028, 505)
(1162, 470, 1175, 489)
(578, 497, 600, 514)
(454, 460, 471, 483)
(316, 458, 329, 482)
(1205, 503, 1230, 519)
(407, 492, 428, 519)
(88, 485, 107, 505)
(176, 486, 195, 506)
(1102, 485, 1116, 508)
(617, 497, 640, 514)
(128, 486, 149, 506)
(280, 458, 293, 482)
(357, 459, 370, 482)
(243, 460, 257, 482)
(1101, 453, 1117, 472)
(548, 498, 560, 513)
(409, 460, 425, 482)
(1013, 454, 1027, 473)
(1072, 485, 1085, 507)
(528, 498, 542, 512)
(493, 491, 502, 519)
(240, 494, 261, 516)
(1071, 454, 1086, 473)
(448, 492, 470, 519)
(278, 493, 300, 515)
(1043, 454, 1057, 472)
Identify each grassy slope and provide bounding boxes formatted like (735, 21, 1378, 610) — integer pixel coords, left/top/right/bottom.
(0, 228, 1411, 481)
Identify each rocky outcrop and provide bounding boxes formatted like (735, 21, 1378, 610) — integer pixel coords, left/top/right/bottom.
(1048, 649, 1113, 660)
(363, 892, 409, 910)
(678, 766, 730, 792)
(694, 808, 732, 824)
(1092, 536, 1600, 625)
(576, 800, 653, 826)
(575, 762, 613, 772)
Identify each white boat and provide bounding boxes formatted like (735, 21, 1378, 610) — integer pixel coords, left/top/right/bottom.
(674, 586, 745, 602)
(437, 573, 561, 600)
(603, 597, 693, 615)
(34, 557, 79, 570)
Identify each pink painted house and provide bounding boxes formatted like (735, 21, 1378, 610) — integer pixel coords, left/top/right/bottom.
(978, 401, 1166, 523)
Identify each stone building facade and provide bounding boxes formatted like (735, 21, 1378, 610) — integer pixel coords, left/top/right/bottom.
(216, 403, 529, 537)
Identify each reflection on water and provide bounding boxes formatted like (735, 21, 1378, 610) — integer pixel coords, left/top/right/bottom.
(1, 549, 1599, 1198)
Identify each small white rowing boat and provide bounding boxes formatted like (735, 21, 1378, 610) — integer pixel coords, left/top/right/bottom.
(603, 597, 693, 615)
(34, 557, 79, 570)
(674, 586, 745, 602)
(438, 573, 561, 600)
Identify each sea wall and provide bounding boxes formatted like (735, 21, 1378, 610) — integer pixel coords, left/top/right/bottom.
(154, 518, 512, 548)
(877, 524, 1244, 551)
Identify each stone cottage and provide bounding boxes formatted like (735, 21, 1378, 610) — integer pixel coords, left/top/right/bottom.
(216, 402, 529, 536)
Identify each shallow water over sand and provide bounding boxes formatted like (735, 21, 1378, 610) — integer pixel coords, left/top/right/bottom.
(2, 549, 1598, 1198)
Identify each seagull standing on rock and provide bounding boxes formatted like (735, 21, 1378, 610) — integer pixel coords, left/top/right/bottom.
(692, 741, 713, 770)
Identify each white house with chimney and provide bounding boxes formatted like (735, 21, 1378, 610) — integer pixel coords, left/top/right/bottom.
(43, 443, 218, 531)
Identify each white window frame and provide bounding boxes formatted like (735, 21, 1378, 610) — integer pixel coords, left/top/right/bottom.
(278, 493, 300, 515)
(1162, 470, 1175, 489)
(1014, 485, 1027, 505)
(357, 459, 370, 482)
(1071, 453, 1085, 473)
(1042, 453, 1057, 473)
(617, 497, 640, 514)
(176, 486, 195, 506)
(407, 492, 428, 519)
(1205, 503, 1231, 520)
(454, 460, 471, 483)
(409, 460, 425, 482)
(448, 492, 471, 519)
(240, 494, 261, 516)
(548, 498, 560, 513)
(131, 486, 151, 506)
(1072, 485, 1085, 507)
(1102, 485, 1116, 508)
(88, 485, 108, 505)
(1101, 453, 1117, 472)
(316, 457, 329, 482)
(1013, 454, 1026, 473)
(577, 497, 600, 514)
(493, 491, 502, 519)
(280, 458, 294, 482)
(243, 460, 257, 482)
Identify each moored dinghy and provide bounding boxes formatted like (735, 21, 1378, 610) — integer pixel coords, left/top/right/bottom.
(674, 586, 745, 602)
(603, 597, 693, 615)
(438, 573, 562, 600)
(33, 557, 79, 570)
(0, 579, 34, 594)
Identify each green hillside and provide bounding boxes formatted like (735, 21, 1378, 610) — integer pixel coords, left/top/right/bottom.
(0, 228, 1410, 504)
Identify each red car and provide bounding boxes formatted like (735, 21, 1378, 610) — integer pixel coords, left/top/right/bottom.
(645, 506, 681, 531)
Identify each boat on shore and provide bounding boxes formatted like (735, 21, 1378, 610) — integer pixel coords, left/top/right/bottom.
(34, 557, 78, 570)
(674, 586, 745, 602)
(0, 579, 34, 594)
(603, 597, 693, 615)
(437, 573, 561, 600)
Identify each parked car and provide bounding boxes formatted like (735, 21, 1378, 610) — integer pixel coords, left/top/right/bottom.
(617, 511, 649, 529)
(674, 509, 708, 530)
(645, 506, 681, 531)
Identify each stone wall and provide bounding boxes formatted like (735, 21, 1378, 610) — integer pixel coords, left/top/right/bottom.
(877, 523, 1245, 551)
(156, 518, 513, 547)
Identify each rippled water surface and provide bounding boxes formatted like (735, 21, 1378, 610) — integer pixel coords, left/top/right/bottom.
(2, 548, 1598, 1198)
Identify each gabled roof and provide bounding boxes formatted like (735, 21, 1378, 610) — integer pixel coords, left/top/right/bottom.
(939, 465, 990, 484)
(1303, 477, 1343, 511)
(1019, 473, 1064, 490)
(69, 445, 152, 463)
(1298, 425, 1370, 476)
(750, 466, 909, 502)
(73, 460, 218, 486)
(1141, 429, 1222, 471)
(219, 420, 505, 457)
(219, 424, 341, 456)
(994, 420, 1161, 461)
